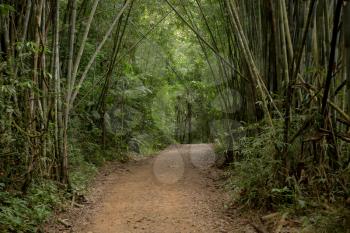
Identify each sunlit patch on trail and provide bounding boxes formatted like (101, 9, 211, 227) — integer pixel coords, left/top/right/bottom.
(153, 150, 185, 184)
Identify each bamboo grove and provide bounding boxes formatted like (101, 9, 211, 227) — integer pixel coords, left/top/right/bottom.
(0, 0, 134, 192)
(167, 0, 350, 207)
(0, 0, 350, 231)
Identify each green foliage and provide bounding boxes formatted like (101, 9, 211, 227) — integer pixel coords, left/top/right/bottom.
(69, 145, 98, 193)
(0, 4, 15, 15)
(0, 181, 63, 233)
(226, 122, 283, 209)
(225, 118, 350, 232)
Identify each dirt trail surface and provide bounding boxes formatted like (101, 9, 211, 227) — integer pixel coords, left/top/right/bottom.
(52, 144, 255, 233)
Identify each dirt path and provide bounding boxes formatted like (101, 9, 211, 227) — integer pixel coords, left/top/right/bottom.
(55, 144, 255, 233)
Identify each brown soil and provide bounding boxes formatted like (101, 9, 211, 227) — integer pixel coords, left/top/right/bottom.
(48, 144, 256, 233)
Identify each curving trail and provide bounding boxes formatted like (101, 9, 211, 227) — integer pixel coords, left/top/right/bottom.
(62, 144, 255, 233)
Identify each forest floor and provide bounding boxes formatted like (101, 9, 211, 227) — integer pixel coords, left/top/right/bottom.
(46, 144, 258, 233)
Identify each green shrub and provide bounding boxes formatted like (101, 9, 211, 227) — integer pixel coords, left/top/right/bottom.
(0, 181, 62, 233)
(69, 146, 98, 193)
(225, 119, 350, 232)
(225, 121, 284, 209)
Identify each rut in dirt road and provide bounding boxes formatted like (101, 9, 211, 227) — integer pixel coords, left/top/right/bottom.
(73, 144, 254, 233)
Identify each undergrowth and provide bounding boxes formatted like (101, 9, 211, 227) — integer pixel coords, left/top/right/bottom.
(0, 181, 63, 233)
(220, 118, 350, 232)
(0, 140, 123, 232)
